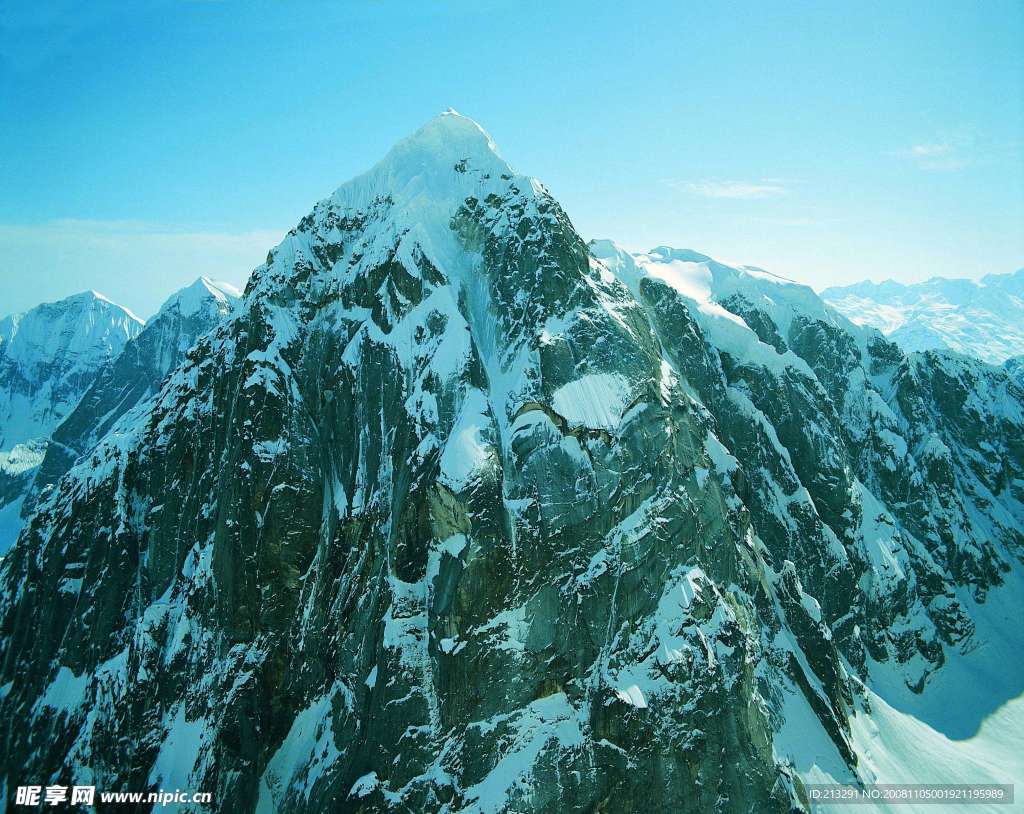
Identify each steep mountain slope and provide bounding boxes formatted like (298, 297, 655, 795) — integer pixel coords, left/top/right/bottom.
(821, 272, 1024, 364)
(1005, 356, 1024, 387)
(596, 244, 1024, 708)
(0, 292, 143, 551)
(0, 114, 1020, 813)
(29, 277, 240, 508)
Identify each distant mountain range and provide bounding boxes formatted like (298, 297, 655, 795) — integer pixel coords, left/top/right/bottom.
(822, 270, 1024, 364)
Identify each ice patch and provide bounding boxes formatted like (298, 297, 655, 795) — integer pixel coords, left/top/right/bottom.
(462, 693, 584, 813)
(439, 390, 493, 492)
(349, 771, 379, 799)
(148, 702, 208, 787)
(551, 372, 631, 431)
(614, 684, 648, 708)
(256, 685, 345, 811)
(32, 666, 88, 716)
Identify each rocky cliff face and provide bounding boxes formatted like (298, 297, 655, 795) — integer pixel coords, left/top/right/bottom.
(0, 113, 1020, 813)
(0, 292, 143, 551)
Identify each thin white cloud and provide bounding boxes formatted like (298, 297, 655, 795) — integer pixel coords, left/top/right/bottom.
(752, 216, 820, 227)
(672, 180, 787, 199)
(909, 142, 953, 157)
(895, 135, 973, 171)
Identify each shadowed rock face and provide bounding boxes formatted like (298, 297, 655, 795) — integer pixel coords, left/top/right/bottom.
(0, 114, 1021, 813)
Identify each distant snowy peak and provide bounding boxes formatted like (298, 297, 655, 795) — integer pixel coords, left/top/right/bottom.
(0, 290, 143, 372)
(821, 271, 1024, 364)
(0, 290, 144, 551)
(156, 277, 241, 319)
(593, 239, 856, 350)
(5, 277, 242, 553)
(0, 291, 143, 450)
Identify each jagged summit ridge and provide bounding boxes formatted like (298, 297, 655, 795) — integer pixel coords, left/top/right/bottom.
(248, 111, 549, 310)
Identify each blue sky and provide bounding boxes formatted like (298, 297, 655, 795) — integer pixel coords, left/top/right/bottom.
(1, 0, 1022, 318)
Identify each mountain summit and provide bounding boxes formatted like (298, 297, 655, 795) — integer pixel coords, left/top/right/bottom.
(25, 276, 240, 517)
(1, 117, 1021, 813)
(326, 110, 519, 226)
(0, 291, 143, 551)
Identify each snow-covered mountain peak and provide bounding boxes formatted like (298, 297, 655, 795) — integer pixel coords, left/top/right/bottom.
(156, 276, 241, 319)
(595, 240, 838, 325)
(0, 291, 143, 374)
(65, 289, 146, 326)
(326, 110, 527, 225)
(5, 274, 245, 552)
(249, 112, 557, 309)
(389, 109, 503, 167)
(1, 289, 145, 547)
(593, 239, 867, 378)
